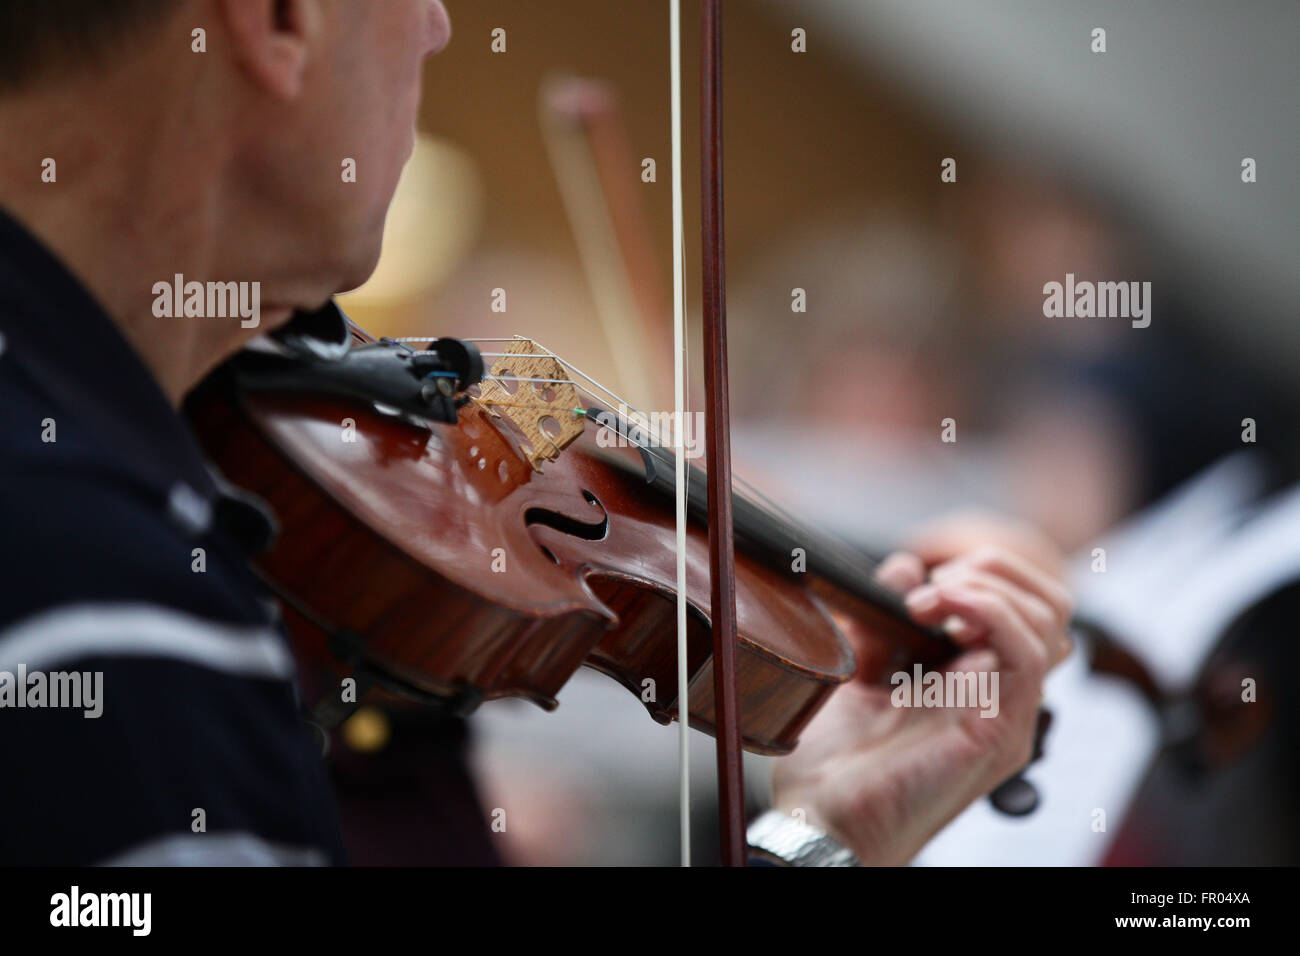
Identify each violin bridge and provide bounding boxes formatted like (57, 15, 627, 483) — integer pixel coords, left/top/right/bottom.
(473, 339, 585, 471)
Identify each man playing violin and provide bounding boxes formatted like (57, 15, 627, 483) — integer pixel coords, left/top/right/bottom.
(0, 0, 1070, 866)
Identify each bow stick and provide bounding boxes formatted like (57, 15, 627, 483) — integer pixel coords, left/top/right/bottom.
(668, 0, 743, 868)
(699, 0, 746, 867)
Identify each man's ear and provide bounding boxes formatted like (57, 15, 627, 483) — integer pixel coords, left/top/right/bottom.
(218, 0, 323, 100)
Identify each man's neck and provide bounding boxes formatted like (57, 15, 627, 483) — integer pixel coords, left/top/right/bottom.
(0, 62, 263, 405)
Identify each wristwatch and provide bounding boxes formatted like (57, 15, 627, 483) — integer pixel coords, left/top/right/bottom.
(746, 810, 860, 867)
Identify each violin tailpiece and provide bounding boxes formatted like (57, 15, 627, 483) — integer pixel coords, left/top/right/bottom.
(473, 339, 585, 471)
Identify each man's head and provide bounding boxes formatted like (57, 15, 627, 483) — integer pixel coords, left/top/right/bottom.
(0, 1, 177, 92)
(0, 0, 449, 337)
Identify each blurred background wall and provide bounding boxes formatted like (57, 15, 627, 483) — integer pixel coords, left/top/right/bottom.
(341, 0, 949, 400)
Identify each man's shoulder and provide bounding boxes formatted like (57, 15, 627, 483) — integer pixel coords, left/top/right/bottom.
(0, 380, 269, 633)
(0, 337, 110, 476)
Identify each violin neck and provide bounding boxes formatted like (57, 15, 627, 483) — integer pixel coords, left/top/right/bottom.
(588, 405, 914, 621)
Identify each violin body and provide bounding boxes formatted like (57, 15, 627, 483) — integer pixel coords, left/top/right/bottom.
(190, 344, 878, 756)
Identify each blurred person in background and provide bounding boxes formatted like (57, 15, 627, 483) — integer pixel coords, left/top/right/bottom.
(730, 172, 1297, 555)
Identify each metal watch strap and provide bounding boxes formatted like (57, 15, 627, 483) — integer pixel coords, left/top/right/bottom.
(746, 809, 860, 867)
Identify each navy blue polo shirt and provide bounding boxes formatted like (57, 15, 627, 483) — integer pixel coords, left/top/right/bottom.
(0, 204, 347, 865)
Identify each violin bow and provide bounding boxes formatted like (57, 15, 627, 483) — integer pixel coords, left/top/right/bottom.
(670, 0, 746, 867)
(700, 0, 746, 868)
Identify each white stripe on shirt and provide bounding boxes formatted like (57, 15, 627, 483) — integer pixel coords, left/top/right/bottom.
(0, 603, 295, 680)
(99, 831, 328, 867)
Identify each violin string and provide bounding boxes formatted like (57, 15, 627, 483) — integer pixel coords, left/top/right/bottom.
(482, 375, 578, 386)
(476, 400, 586, 417)
(478, 351, 569, 358)
(429, 371, 580, 388)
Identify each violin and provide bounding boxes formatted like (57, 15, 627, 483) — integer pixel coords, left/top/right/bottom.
(187, 305, 958, 755)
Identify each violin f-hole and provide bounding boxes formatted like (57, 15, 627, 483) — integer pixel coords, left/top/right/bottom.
(524, 489, 610, 542)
